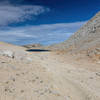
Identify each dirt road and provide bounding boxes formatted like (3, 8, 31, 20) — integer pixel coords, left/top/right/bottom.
(0, 44, 100, 100)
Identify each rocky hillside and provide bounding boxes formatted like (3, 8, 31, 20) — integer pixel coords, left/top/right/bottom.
(48, 12, 100, 54)
(46, 12, 100, 61)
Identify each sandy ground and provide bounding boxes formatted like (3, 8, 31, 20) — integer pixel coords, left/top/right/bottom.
(0, 43, 100, 100)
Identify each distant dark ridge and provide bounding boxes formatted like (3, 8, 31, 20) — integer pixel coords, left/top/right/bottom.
(23, 44, 42, 49)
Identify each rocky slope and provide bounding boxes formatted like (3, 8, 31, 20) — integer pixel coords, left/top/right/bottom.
(48, 12, 100, 54)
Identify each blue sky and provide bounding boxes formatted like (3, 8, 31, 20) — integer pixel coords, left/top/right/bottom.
(0, 0, 100, 45)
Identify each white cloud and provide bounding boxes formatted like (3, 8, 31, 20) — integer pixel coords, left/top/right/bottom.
(0, 21, 87, 45)
(0, 4, 50, 25)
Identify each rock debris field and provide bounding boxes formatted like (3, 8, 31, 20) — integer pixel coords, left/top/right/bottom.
(0, 42, 100, 100)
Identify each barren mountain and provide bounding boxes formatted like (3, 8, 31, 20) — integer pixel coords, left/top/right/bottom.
(48, 12, 100, 54)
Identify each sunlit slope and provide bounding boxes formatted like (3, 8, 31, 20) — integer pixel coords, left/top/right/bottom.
(48, 12, 100, 53)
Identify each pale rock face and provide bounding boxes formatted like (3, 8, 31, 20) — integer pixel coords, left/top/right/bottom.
(14, 51, 28, 60)
(0, 50, 14, 58)
(0, 49, 29, 61)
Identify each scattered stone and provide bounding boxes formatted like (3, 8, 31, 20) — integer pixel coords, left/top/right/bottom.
(96, 72, 100, 76)
(12, 78, 15, 82)
(16, 73, 20, 76)
(81, 80, 84, 83)
(40, 80, 43, 83)
(20, 90, 24, 93)
(96, 48, 100, 52)
(22, 72, 25, 75)
(40, 92, 44, 95)
(32, 80, 36, 83)
(89, 77, 94, 79)
(5, 88, 8, 92)
(5, 81, 9, 84)
(36, 76, 39, 79)
(48, 90, 52, 94)
(4, 88, 13, 93)
(1, 62, 6, 63)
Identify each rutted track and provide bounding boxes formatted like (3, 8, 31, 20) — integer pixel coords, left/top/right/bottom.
(30, 51, 100, 100)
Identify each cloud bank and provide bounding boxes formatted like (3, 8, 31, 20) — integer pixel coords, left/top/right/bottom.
(0, 21, 86, 45)
(0, 4, 50, 25)
(0, 0, 86, 45)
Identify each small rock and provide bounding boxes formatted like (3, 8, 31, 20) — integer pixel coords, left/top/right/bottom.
(5, 81, 9, 84)
(96, 48, 100, 52)
(32, 79, 36, 83)
(16, 73, 20, 76)
(1, 62, 6, 63)
(96, 72, 100, 76)
(89, 77, 94, 79)
(12, 78, 15, 82)
(40, 80, 43, 83)
(20, 90, 24, 93)
(5, 88, 8, 92)
(36, 77, 39, 79)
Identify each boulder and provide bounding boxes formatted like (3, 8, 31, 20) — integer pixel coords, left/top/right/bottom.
(0, 50, 14, 58)
(0, 49, 28, 61)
